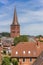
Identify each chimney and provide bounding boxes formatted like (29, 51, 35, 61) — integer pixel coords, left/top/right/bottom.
(36, 41, 40, 48)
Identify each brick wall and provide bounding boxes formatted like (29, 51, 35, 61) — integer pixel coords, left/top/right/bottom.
(10, 25, 20, 38)
(18, 58, 36, 65)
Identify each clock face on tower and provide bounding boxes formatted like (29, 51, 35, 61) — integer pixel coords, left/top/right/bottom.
(10, 8, 20, 38)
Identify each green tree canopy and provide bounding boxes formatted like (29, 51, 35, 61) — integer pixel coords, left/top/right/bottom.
(36, 35, 43, 38)
(1, 57, 10, 65)
(12, 58, 18, 65)
(14, 35, 28, 46)
(1, 32, 10, 37)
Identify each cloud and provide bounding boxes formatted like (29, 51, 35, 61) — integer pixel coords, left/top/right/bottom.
(0, 0, 43, 35)
(0, 13, 7, 18)
(18, 10, 43, 24)
(21, 23, 43, 35)
(0, 26, 10, 33)
(0, 20, 12, 26)
(0, 0, 8, 4)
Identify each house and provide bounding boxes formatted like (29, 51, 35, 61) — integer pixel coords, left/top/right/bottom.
(1, 37, 14, 46)
(11, 41, 43, 65)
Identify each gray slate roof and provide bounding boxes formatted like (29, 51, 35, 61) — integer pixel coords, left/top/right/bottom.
(32, 51, 43, 65)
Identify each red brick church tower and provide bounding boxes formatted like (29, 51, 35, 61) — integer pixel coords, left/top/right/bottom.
(10, 8, 20, 38)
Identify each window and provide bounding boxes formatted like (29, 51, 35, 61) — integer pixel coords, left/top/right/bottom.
(12, 31, 15, 33)
(23, 58, 25, 62)
(16, 51, 18, 54)
(17, 58, 19, 62)
(0, 43, 2, 46)
(17, 31, 19, 33)
(23, 51, 25, 54)
(30, 58, 32, 62)
(28, 51, 31, 54)
(8, 50, 11, 53)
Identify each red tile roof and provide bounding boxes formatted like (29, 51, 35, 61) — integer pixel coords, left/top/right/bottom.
(0, 41, 43, 59)
(11, 42, 41, 57)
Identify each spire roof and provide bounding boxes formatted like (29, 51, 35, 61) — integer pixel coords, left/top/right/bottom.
(12, 7, 19, 25)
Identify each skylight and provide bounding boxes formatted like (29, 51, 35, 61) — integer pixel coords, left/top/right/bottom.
(28, 51, 31, 54)
(16, 51, 18, 54)
(23, 51, 25, 54)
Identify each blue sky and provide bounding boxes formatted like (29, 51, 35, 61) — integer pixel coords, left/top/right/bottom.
(0, 0, 43, 35)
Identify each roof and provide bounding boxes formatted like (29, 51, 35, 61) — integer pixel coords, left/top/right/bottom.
(32, 51, 43, 65)
(11, 7, 19, 25)
(11, 42, 39, 57)
(41, 63, 43, 65)
(1, 37, 14, 47)
(11, 41, 43, 58)
(0, 41, 43, 59)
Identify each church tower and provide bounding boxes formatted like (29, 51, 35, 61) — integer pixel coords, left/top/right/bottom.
(10, 8, 20, 38)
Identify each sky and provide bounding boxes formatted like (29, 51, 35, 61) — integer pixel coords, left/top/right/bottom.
(0, 0, 43, 35)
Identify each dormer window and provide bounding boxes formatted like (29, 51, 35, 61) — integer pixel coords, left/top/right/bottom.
(28, 51, 31, 54)
(23, 51, 25, 54)
(16, 51, 18, 54)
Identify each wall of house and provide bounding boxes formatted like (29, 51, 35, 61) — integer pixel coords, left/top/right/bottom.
(18, 58, 36, 65)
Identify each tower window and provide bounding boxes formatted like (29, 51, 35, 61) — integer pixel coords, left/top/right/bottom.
(12, 31, 15, 33)
(17, 31, 19, 33)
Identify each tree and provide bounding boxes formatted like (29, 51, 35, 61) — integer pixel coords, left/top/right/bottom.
(14, 35, 28, 46)
(1, 32, 10, 37)
(1, 57, 10, 65)
(36, 35, 43, 39)
(12, 58, 18, 65)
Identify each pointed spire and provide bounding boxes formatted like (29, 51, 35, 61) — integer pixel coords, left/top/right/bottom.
(12, 7, 19, 25)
